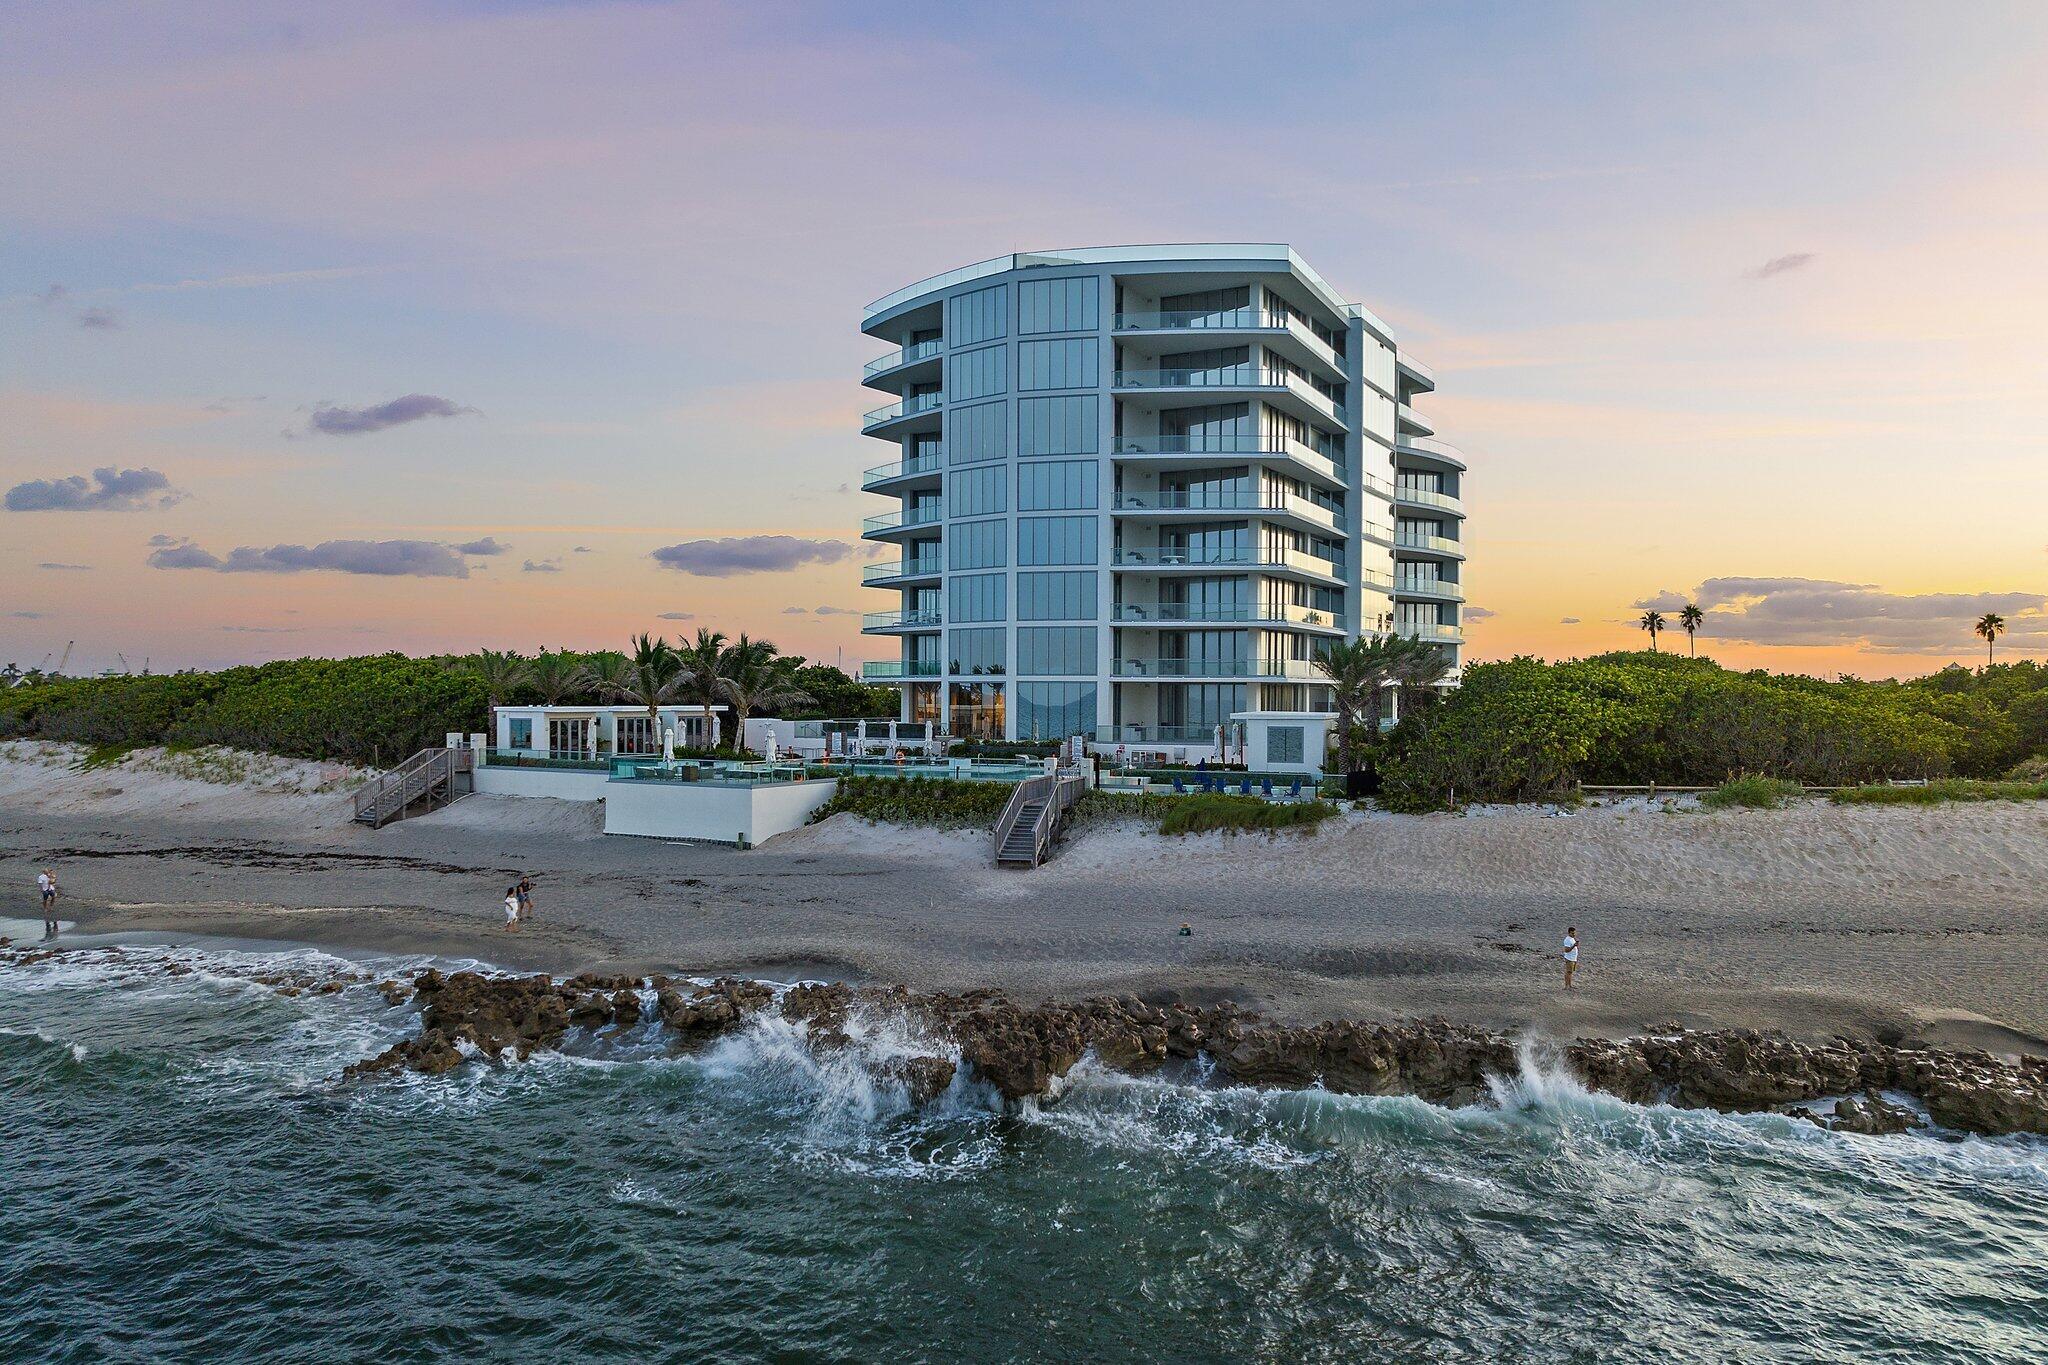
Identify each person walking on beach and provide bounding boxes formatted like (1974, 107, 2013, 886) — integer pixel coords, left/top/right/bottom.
(1562, 925, 1580, 989)
(516, 877, 534, 923)
(38, 867, 59, 937)
(504, 885, 521, 932)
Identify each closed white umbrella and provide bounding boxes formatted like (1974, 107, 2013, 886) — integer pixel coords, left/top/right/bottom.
(662, 726, 675, 765)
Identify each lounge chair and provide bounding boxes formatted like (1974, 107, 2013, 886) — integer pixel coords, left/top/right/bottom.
(1287, 777, 1303, 799)
(1172, 776, 1187, 794)
(1260, 777, 1274, 798)
(1238, 778, 1252, 795)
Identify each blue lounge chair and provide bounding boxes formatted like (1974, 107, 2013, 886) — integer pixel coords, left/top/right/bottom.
(1238, 778, 1252, 796)
(1261, 777, 1274, 798)
(1172, 776, 1187, 794)
(1287, 777, 1303, 799)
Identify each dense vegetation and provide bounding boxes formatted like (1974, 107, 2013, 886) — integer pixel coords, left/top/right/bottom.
(1155, 794, 1337, 835)
(1829, 778, 2048, 806)
(810, 775, 1018, 828)
(1377, 653, 2048, 811)
(1700, 775, 1804, 810)
(0, 645, 889, 767)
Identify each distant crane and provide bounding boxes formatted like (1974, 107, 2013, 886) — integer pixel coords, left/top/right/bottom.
(54, 641, 73, 675)
(116, 652, 132, 675)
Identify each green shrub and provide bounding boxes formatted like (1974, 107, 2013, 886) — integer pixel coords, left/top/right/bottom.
(1156, 794, 1337, 836)
(1701, 775, 1805, 809)
(1830, 779, 2048, 806)
(810, 775, 1016, 828)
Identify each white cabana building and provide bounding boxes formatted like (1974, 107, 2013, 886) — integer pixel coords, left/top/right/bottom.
(490, 704, 734, 762)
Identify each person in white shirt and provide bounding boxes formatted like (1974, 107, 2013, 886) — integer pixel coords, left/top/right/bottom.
(1562, 926, 1580, 990)
(37, 868, 58, 936)
(504, 887, 521, 932)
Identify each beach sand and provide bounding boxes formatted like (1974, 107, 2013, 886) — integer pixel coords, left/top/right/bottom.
(6, 740, 2048, 1055)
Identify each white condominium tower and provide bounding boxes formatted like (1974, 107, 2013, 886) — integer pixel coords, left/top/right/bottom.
(858, 244, 1465, 756)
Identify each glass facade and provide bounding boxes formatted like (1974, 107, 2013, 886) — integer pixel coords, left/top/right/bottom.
(1016, 682, 1096, 739)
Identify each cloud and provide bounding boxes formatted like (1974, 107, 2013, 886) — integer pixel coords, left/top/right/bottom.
(34, 284, 68, 307)
(6, 466, 183, 512)
(77, 306, 122, 330)
(9, 611, 47, 619)
(308, 393, 475, 435)
(650, 535, 854, 577)
(1635, 576, 2048, 655)
(1560, 617, 1581, 625)
(454, 536, 510, 556)
(38, 562, 92, 571)
(148, 534, 179, 546)
(656, 612, 694, 620)
(1464, 606, 1497, 621)
(220, 625, 303, 634)
(1632, 590, 1694, 612)
(1747, 252, 1815, 280)
(573, 545, 593, 553)
(781, 605, 808, 614)
(150, 538, 471, 578)
(521, 558, 561, 573)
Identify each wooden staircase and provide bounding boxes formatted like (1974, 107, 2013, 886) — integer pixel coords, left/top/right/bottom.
(992, 770, 1087, 869)
(353, 747, 474, 828)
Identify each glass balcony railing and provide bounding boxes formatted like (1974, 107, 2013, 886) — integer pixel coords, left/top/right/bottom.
(863, 558, 942, 582)
(862, 502, 945, 534)
(1111, 546, 1346, 578)
(1110, 433, 1348, 482)
(862, 452, 943, 487)
(1396, 435, 1467, 468)
(862, 338, 944, 378)
(1113, 307, 1282, 332)
(862, 609, 943, 631)
(862, 391, 943, 428)
(1113, 602, 1343, 629)
(1394, 485, 1464, 513)
(1397, 623, 1465, 643)
(861, 660, 943, 679)
(1112, 490, 1343, 529)
(1094, 724, 1232, 744)
(1360, 570, 1394, 595)
(1113, 364, 1266, 390)
(1112, 657, 1324, 680)
(1395, 579, 1465, 601)
(1394, 532, 1464, 556)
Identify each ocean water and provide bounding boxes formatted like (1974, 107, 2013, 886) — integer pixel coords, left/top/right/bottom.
(3, 935, 2046, 1363)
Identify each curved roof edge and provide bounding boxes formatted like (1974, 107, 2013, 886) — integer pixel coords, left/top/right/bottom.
(863, 243, 1391, 341)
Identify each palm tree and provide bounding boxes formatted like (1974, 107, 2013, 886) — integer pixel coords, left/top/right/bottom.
(526, 649, 592, 705)
(582, 649, 630, 705)
(1313, 633, 1401, 775)
(1639, 610, 1665, 652)
(456, 648, 530, 715)
(621, 633, 684, 739)
(716, 637, 814, 753)
(672, 627, 730, 750)
(1976, 612, 2007, 666)
(1387, 632, 1452, 714)
(1678, 604, 1704, 657)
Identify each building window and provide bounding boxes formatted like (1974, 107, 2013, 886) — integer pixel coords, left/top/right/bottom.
(909, 683, 940, 724)
(1017, 626, 1095, 676)
(1017, 570, 1095, 621)
(949, 628, 1006, 676)
(1017, 460, 1097, 511)
(1017, 337, 1098, 391)
(949, 518, 1007, 571)
(1017, 395, 1098, 455)
(1016, 682, 1096, 739)
(1018, 514, 1097, 566)
(947, 400, 1008, 464)
(948, 573, 1006, 623)
(507, 717, 533, 748)
(617, 715, 658, 755)
(949, 464, 1006, 517)
(949, 284, 1007, 346)
(948, 682, 1006, 739)
(1267, 725, 1304, 766)
(949, 343, 1007, 401)
(1019, 277, 1098, 334)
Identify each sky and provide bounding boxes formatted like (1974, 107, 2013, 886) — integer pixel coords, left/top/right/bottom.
(3, 0, 2044, 679)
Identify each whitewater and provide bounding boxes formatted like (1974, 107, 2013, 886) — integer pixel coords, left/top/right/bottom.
(3, 934, 2046, 1362)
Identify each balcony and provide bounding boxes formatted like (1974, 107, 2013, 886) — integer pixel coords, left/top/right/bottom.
(862, 502, 945, 538)
(1395, 578, 1466, 602)
(1112, 489, 1344, 535)
(1397, 622, 1466, 644)
(862, 338, 944, 383)
(1394, 532, 1465, 559)
(1112, 364, 1345, 426)
(862, 660, 943, 680)
(1394, 485, 1465, 517)
(1112, 657, 1326, 680)
(1112, 308, 1349, 384)
(1360, 569, 1395, 595)
(862, 391, 943, 432)
(1360, 469, 1395, 501)
(862, 608, 943, 633)
(1110, 434, 1347, 489)
(1397, 401, 1434, 437)
(863, 558, 943, 585)
(1357, 519, 1394, 546)
(1397, 353, 1436, 394)
(862, 451, 944, 491)
(1111, 545, 1345, 582)
(1396, 436, 1466, 471)
(1113, 601, 1344, 631)
(1094, 724, 1233, 745)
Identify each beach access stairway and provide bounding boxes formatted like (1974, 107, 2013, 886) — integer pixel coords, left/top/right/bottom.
(994, 770, 1089, 869)
(353, 747, 475, 828)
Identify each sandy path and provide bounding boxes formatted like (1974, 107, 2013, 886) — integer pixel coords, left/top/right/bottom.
(4, 743, 2047, 1054)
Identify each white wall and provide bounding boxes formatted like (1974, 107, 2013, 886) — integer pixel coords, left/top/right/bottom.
(602, 777, 839, 846)
(473, 766, 612, 801)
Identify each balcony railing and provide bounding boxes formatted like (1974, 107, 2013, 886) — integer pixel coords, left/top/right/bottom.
(1111, 546, 1346, 578)
(862, 338, 944, 378)
(1113, 602, 1343, 629)
(862, 452, 943, 488)
(1394, 532, 1464, 556)
(1110, 433, 1348, 483)
(1360, 569, 1394, 595)
(1112, 657, 1324, 680)
(1394, 485, 1464, 514)
(861, 660, 943, 680)
(862, 609, 943, 631)
(863, 502, 945, 534)
(862, 391, 943, 429)
(863, 558, 942, 583)
(1112, 490, 1343, 530)
(1397, 623, 1466, 644)
(1113, 307, 1285, 332)
(1397, 435, 1467, 468)
(1094, 724, 1232, 744)
(1396, 578, 1465, 601)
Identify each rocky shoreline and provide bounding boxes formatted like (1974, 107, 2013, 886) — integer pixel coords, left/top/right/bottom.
(344, 969, 2048, 1139)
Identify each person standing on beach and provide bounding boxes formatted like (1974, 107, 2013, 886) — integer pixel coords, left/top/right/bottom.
(504, 886, 521, 932)
(38, 868, 58, 937)
(1562, 926, 1580, 989)
(516, 877, 534, 923)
